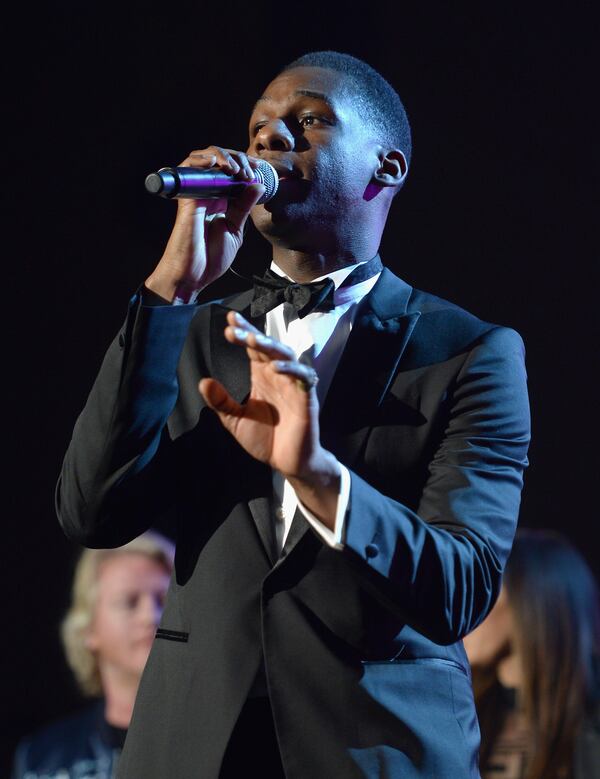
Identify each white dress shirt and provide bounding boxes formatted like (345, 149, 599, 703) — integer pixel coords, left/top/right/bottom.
(265, 260, 381, 552)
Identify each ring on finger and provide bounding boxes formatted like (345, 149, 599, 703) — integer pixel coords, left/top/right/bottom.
(296, 369, 319, 392)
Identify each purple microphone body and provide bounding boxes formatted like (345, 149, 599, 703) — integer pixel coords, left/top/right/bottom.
(145, 160, 278, 204)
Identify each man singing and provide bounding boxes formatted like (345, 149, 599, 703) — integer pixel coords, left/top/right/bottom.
(57, 51, 530, 778)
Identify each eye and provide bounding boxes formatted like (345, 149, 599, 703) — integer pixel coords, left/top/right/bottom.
(252, 121, 267, 136)
(114, 594, 139, 610)
(300, 113, 334, 129)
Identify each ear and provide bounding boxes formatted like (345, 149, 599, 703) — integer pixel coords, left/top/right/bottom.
(84, 627, 99, 651)
(372, 149, 408, 188)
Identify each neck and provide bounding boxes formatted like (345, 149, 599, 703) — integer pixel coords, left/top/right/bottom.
(100, 665, 141, 728)
(260, 201, 389, 282)
(271, 247, 376, 283)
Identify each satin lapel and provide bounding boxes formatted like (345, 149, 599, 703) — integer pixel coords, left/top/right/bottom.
(280, 269, 421, 560)
(280, 507, 311, 560)
(208, 292, 274, 561)
(247, 495, 278, 566)
(321, 269, 419, 437)
(208, 292, 265, 405)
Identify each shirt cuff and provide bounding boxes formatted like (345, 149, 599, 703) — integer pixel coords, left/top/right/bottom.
(294, 463, 350, 549)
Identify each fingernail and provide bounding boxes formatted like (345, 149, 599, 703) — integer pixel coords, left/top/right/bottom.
(234, 328, 247, 339)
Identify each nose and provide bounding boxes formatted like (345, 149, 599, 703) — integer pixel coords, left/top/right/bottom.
(254, 118, 294, 153)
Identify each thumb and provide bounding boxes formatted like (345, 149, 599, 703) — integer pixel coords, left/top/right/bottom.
(199, 378, 243, 431)
(224, 183, 266, 235)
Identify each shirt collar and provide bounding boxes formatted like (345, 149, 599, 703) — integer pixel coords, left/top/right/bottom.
(269, 258, 373, 291)
(269, 258, 381, 311)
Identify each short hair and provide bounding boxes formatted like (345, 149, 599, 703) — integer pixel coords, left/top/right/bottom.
(61, 532, 175, 696)
(282, 51, 412, 167)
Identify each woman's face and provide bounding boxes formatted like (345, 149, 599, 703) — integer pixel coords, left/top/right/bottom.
(85, 553, 171, 682)
(463, 585, 515, 668)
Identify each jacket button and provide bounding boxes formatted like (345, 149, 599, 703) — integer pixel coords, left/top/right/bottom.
(365, 543, 379, 559)
(118, 333, 125, 347)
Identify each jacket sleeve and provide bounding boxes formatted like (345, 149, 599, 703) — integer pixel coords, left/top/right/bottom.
(342, 326, 530, 645)
(56, 292, 201, 548)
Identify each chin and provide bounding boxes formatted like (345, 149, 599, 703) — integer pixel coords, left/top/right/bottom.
(252, 204, 319, 248)
(126, 657, 151, 679)
(130, 642, 154, 666)
(253, 179, 313, 226)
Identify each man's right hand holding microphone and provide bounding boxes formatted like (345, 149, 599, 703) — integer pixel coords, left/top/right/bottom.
(145, 146, 266, 304)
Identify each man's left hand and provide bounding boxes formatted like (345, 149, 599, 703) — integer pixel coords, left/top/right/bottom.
(198, 311, 340, 529)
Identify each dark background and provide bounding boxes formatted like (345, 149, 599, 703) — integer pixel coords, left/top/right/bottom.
(3, 1, 596, 771)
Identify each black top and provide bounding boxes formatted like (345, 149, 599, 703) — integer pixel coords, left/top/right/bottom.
(12, 700, 126, 779)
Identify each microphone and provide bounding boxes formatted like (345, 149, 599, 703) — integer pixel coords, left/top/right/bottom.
(144, 159, 278, 204)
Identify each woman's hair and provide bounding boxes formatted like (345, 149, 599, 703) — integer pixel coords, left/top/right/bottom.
(477, 529, 600, 779)
(61, 532, 175, 696)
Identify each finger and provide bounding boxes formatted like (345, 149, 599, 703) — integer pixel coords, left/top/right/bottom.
(212, 150, 257, 181)
(185, 148, 258, 181)
(205, 147, 258, 180)
(204, 197, 229, 216)
(175, 198, 225, 224)
(271, 361, 319, 392)
(225, 326, 296, 362)
(181, 152, 218, 168)
(205, 146, 241, 175)
(185, 183, 261, 233)
(228, 151, 254, 180)
(184, 147, 240, 176)
(226, 310, 262, 334)
(199, 378, 244, 419)
(225, 312, 294, 360)
(222, 182, 265, 234)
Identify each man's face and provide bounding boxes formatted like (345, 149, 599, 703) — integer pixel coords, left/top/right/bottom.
(86, 553, 170, 683)
(247, 66, 384, 250)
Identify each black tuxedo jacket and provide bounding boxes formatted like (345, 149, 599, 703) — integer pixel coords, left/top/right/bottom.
(57, 268, 530, 778)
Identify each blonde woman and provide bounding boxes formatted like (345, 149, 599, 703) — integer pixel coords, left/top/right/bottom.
(12, 532, 174, 779)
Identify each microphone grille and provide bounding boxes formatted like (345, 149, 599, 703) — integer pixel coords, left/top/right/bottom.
(254, 160, 279, 203)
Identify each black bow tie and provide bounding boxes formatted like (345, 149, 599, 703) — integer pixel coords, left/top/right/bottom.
(250, 255, 383, 319)
(250, 272, 335, 319)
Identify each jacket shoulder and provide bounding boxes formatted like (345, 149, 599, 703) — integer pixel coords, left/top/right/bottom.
(405, 284, 524, 368)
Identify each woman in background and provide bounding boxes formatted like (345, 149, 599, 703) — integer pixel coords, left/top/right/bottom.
(464, 529, 600, 779)
(12, 531, 174, 779)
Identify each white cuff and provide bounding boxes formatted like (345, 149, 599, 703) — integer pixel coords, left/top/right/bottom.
(173, 290, 200, 306)
(294, 463, 350, 549)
